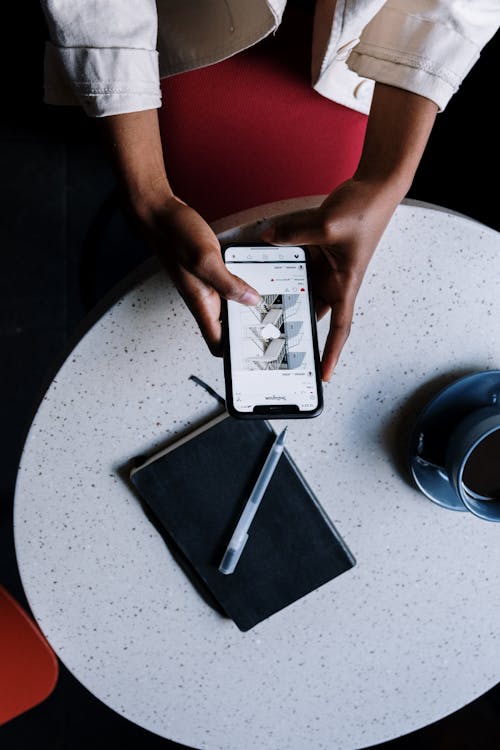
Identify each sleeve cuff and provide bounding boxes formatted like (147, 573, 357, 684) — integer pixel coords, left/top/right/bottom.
(347, 52, 457, 111)
(44, 42, 162, 117)
(347, 6, 481, 111)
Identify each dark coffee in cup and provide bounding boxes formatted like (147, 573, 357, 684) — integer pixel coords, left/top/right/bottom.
(462, 429, 500, 499)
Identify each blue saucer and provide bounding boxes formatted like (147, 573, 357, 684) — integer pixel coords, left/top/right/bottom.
(409, 370, 500, 511)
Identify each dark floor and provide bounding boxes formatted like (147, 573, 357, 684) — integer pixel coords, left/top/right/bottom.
(1, 5, 499, 749)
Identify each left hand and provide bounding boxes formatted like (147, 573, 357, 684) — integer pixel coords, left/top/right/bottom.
(260, 178, 401, 381)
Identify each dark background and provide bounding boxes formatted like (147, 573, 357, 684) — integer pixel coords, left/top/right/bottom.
(1, 4, 499, 749)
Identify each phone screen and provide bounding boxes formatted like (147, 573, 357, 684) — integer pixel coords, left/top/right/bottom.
(224, 245, 321, 414)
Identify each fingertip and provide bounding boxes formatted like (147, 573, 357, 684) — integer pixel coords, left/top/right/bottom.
(315, 303, 329, 322)
(196, 317, 222, 357)
(262, 228, 290, 245)
(207, 338, 223, 357)
(260, 228, 275, 242)
(269, 235, 288, 246)
(321, 357, 338, 382)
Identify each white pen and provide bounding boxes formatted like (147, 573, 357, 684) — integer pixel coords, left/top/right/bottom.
(218, 427, 287, 575)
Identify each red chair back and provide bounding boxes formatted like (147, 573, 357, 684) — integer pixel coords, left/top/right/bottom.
(158, 6, 367, 222)
(0, 585, 59, 725)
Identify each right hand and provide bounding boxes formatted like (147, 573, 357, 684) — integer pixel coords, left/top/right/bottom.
(136, 196, 261, 356)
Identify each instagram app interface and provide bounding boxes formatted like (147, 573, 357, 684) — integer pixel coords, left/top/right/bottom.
(226, 246, 319, 412)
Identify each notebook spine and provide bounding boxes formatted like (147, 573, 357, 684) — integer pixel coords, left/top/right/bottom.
(282, 446, 356, 568)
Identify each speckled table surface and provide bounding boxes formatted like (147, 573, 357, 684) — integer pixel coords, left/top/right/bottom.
(14, 198, 500, 750)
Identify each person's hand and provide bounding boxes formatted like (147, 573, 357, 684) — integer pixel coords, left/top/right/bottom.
(136, 195, 261, 355)
(260, 179, 401, 381)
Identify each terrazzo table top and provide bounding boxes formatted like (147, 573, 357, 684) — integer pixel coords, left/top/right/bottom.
(14, 198, 500, 749)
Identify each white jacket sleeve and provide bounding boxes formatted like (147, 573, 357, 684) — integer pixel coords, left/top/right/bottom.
(347, 0, 500, 111)
(41, 0, 161, 117)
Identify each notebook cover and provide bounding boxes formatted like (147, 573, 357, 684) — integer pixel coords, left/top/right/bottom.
(130, 413, 355, 631)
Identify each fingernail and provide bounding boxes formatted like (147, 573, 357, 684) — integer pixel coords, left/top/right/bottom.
(241, 290, 261, 305)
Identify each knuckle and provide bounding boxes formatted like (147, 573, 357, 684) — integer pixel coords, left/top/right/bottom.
(317, 206, 332, 229)
(190, 251, 211, 277)
(222, 278, 244, 300)
(346, 267, 363, 287)
(191, 284, 216, 307)
(335, 321, 351, 337)
(332, 310, 352, 337)
(320, 215, 336, 241)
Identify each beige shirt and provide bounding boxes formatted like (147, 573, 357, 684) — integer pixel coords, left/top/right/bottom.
(42, 0, 500, 117)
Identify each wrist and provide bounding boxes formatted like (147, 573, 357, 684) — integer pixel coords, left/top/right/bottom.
(127, 181, 178, 224)
(353, 84, 437, 203)
(351, 169, 412, 204)
(101, 109, 176, 222)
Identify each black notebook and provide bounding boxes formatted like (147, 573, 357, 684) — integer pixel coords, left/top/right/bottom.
(129, 412, 355, 631)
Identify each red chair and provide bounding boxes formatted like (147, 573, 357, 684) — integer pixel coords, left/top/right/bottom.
(158, 6, 367, 223)
(0, 584, 59, 725)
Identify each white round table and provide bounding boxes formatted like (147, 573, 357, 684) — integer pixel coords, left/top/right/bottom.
(14, 198, 500, 749)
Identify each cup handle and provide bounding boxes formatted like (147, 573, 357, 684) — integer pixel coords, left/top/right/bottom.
(414, 455, 448, 479)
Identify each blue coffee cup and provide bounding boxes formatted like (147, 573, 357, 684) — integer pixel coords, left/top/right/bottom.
(445, 405, 500, 521)
(409, 370, 500, 519)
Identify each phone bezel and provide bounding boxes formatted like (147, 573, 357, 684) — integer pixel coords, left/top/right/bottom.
(221, 242, 324, 420)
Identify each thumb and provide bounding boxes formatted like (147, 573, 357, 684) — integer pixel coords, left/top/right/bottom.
(198, 253, 261, 305)
(260, 208, 326, 245)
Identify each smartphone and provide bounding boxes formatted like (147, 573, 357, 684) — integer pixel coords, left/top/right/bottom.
(221, 242, 323, 419)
